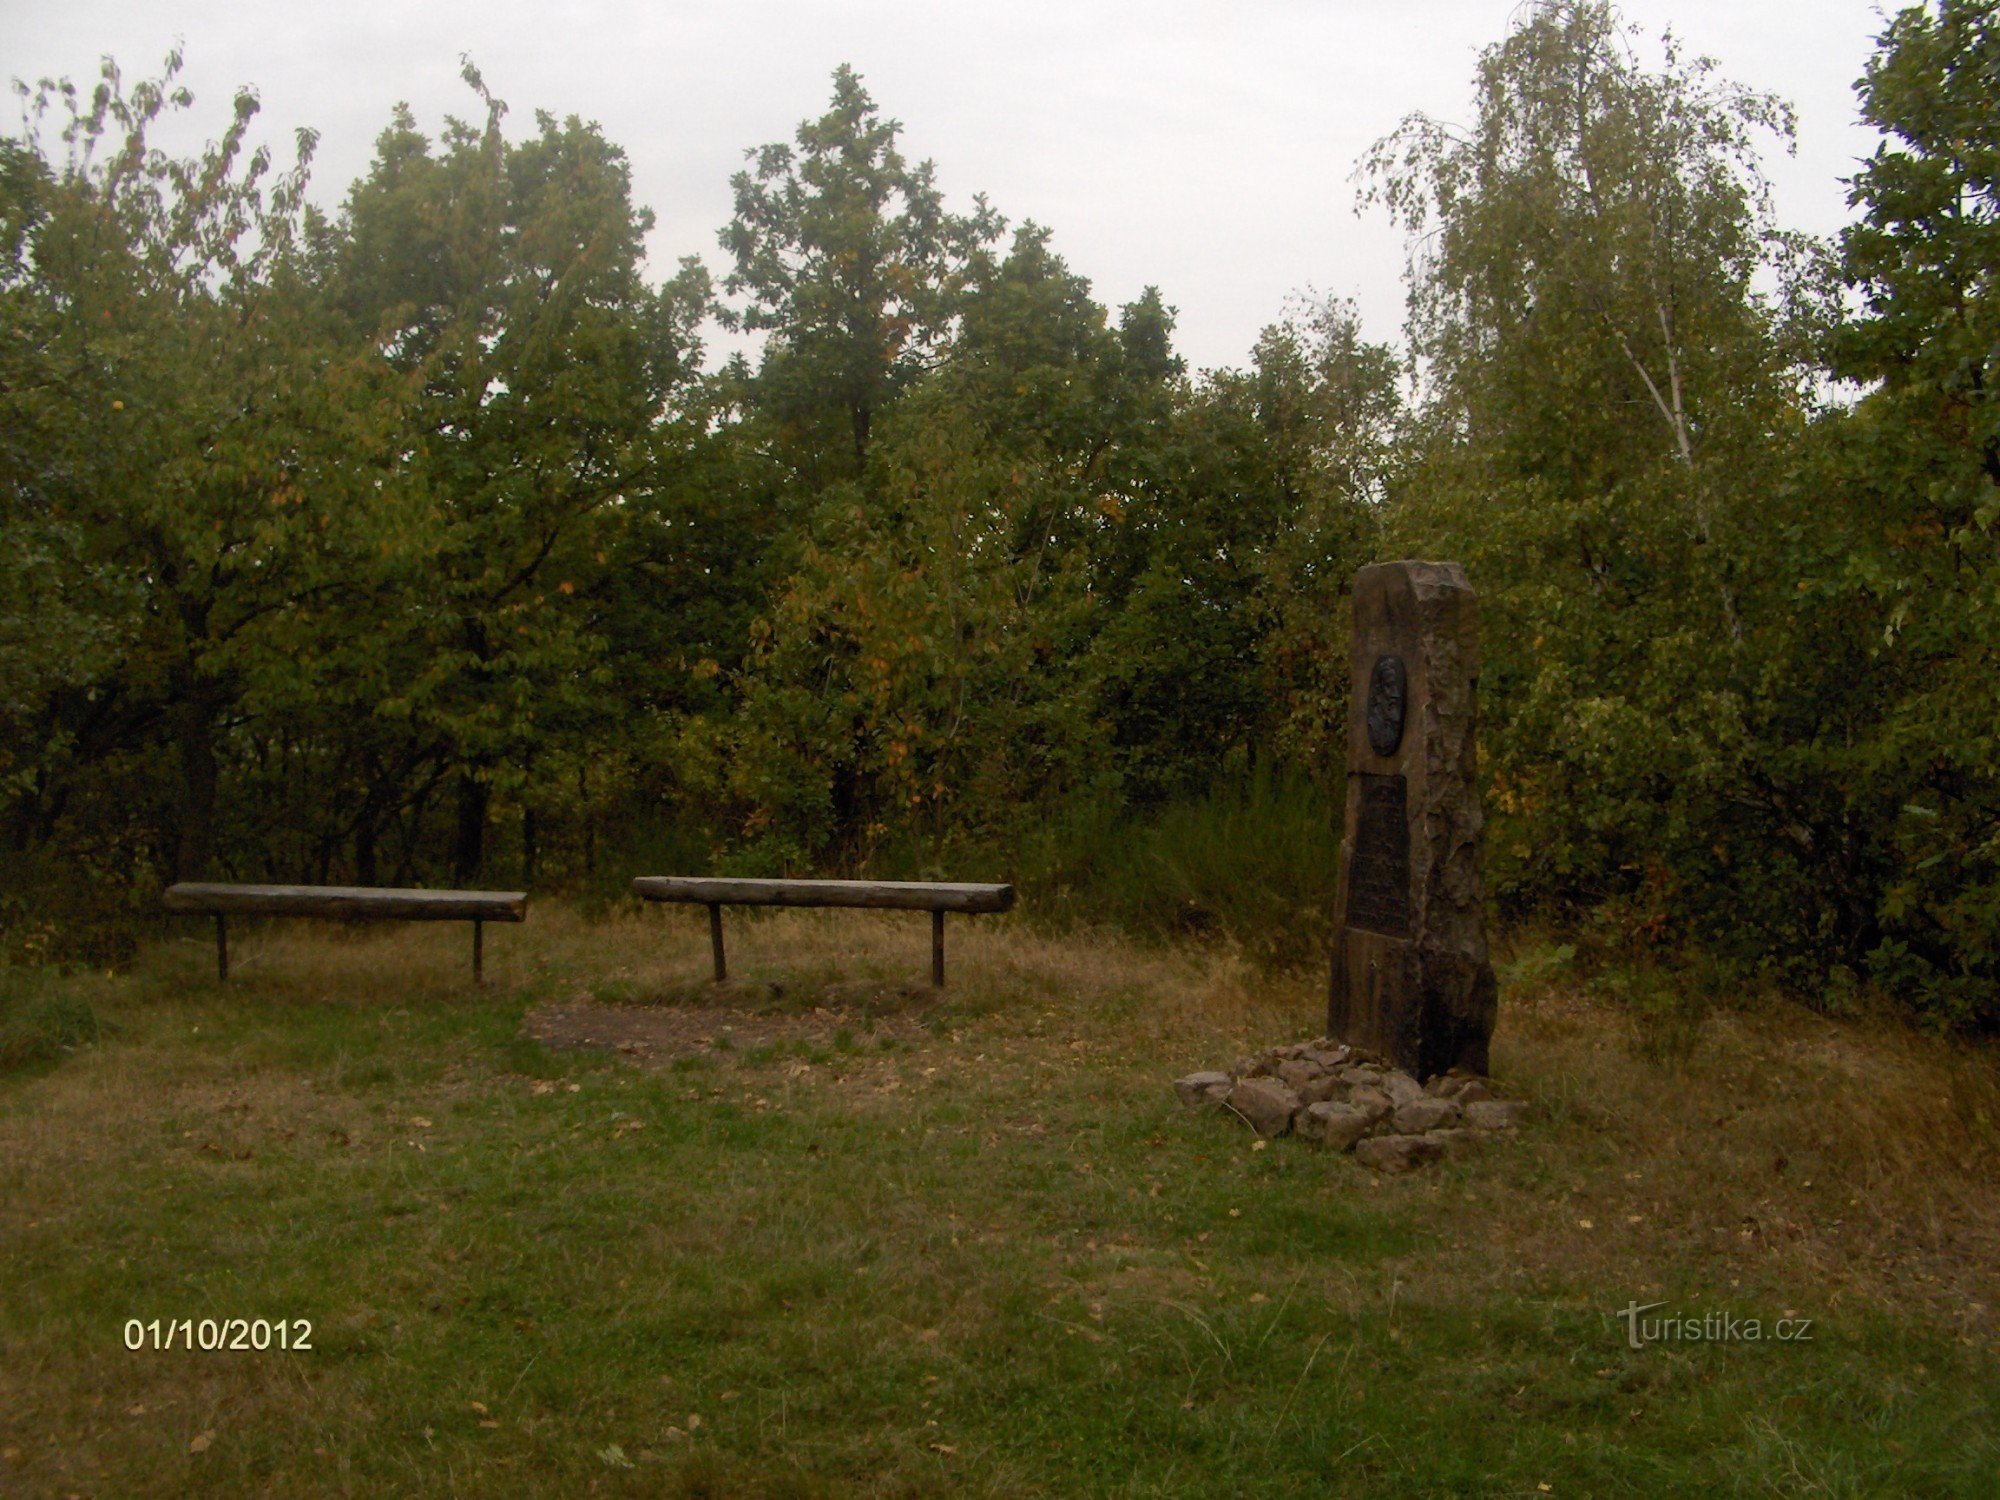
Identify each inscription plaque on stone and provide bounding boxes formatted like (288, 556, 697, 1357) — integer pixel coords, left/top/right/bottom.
(1346, 774, 1409, 937)
(1328, 562, 1497, 1080)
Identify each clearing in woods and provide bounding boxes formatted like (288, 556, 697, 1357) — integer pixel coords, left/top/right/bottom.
(0, 904, 1995, 1495)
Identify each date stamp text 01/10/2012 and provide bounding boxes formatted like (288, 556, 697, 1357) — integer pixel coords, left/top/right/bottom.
(124, 1318, 312, 1351)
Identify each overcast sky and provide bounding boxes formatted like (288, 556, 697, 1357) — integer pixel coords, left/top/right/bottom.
(3, 1, 1894, 374)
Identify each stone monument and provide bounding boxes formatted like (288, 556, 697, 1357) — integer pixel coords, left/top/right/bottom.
(1327, 560, 1496, 1080)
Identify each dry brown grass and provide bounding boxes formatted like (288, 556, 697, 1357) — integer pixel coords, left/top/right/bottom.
(7, 906, 1999, 1492)
(360, 899, 2000, 1350)
(1429, 970, 2000, 1346)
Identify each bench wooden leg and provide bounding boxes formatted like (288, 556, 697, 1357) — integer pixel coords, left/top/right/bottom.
(216, 914, 229, 983)
(473, 919, 484, 985)
(932, 909, 945, 987)
(709, 903, 727, 982)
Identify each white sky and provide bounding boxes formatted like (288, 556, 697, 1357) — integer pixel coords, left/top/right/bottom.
(2, 0, 1894, 375)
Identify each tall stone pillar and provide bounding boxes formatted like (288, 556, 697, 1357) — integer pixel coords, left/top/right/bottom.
(1327, 560, 1496, 1080)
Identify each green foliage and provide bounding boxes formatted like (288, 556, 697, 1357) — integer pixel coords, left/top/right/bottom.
(1365, 1, 1860, 977)
(0, 974, 100, 1070)
(1821, 0, 2000, 1024)
(1018, 763, 1342, 970)
(10, 21, 2000, 1030)
(719, 65, 1002, 487)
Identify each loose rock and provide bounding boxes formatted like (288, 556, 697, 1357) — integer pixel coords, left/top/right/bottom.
(1226, 1078, 1302, 1137)
(1382, 1072, 1427, 1108)
(1170, 1035, 1522, 1170)
(1173, 1071, 1234, 1108)
(1297, 1101, 1373, 1151)
(1276, 1060, 1324, 1090)
(1392, 1096, 1463, 1134)
(1464, 1099, 1529, 1131)
(1354, 1133, 1446, 1173)
(1297, 1073, 1345, 1106)
(1346, 1084, 1394, 1123)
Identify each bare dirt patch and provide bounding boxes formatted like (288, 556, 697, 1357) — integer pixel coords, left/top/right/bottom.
(524, 979, 943, 1066)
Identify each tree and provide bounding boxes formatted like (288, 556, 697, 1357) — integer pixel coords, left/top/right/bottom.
(0, 50, 409, 896)
(322, 66, 710, 879)
(1366, 1, 1841, 964)
(704, 225, 1141, 870)
(1827, 0, 2000, 1022)
(1087, 299, 1394, 800)
(719, 65, 1000, 489)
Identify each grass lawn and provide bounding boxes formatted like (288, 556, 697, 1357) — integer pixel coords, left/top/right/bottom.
(2, 905, 1997, 1496)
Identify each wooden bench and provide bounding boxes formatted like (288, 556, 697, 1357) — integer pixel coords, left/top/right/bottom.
(630, 877, 1015, 986)
(161, 883, 527, 983)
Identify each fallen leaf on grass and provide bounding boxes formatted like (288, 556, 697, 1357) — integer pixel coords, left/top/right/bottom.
(929, 1442, 958, 1455)
(612, 1119, 646, 1139)
(598, 1444, 634, 1468)
(189, 1432, 214, 1454)
(530, 1080, 555, 1096)
(410, 1117, 432, 1129)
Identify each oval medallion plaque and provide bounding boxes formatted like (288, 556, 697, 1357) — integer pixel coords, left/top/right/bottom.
(1365, 654, 1406, 758)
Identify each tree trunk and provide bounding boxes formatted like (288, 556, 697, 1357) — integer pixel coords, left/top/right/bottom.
(522, 805, 537, 887)
(172, 692, 220, 881)
(454, 770, 489, 885)
(355, 814, 379, 887)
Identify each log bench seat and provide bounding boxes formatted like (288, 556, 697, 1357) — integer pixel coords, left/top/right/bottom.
(161, 882, 527, 983)
(630, 877, 1015, 986)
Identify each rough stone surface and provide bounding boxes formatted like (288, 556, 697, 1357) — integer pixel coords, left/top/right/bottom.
(1276, 1060, 1324, 1090)
(1168, 1035, 1523, 1171)
(1464, 1099, 1529, 1131)
(1354, 1133, 1446, 1174)
(1173, 1071, 1234, 1108)
(1392, 1096, 1463, 1134)
(1297, 1073, 1345, 1106)
(1382, 1071, 1427, 1108)
(1327, 561, 1497, 1081)
(1346, 1084, 1394, 1123)
(1297, 1101, 1374, 1151)
(1227, 1078, 1302, 1137)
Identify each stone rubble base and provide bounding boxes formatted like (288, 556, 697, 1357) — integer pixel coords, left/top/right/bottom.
(1173, 1038, 1527, 1173)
